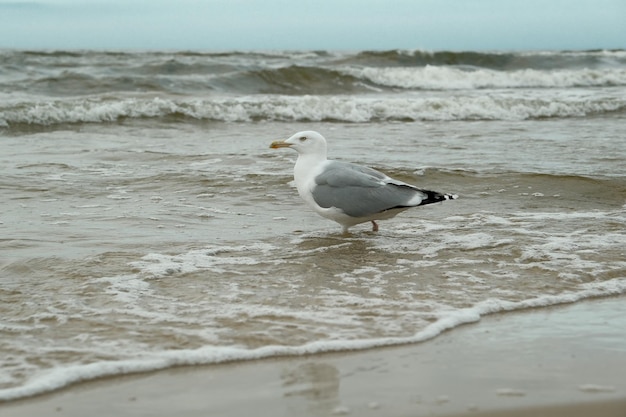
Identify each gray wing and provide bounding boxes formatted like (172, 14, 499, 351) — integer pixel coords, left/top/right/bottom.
(312, 161, 426, 218)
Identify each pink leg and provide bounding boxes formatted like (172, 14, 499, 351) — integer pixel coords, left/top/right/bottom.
(371, 220, 379, 232)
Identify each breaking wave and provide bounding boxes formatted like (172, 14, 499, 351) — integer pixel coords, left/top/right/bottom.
(2, 93, 624, 127)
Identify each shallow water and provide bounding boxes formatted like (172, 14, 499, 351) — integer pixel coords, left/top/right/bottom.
(1, 49, 625, 401)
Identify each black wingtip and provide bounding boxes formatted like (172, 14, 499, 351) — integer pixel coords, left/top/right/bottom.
(420, 190, 458, 205)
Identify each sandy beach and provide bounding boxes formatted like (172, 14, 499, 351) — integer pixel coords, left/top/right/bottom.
(2, 295, 624, 417)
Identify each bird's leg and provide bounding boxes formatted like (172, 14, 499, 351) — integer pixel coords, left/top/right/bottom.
(371, 220, 379, 232)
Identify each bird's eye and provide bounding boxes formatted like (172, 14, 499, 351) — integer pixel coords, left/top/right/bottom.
(299, 136, 307, 142)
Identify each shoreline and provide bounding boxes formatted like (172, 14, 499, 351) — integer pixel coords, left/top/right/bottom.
(2, 295, 625, 417)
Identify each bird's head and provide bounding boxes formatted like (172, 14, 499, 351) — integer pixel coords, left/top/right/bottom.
(270, 131, 327, 157)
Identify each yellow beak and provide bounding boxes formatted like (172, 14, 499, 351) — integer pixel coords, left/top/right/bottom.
(270, 140, 292, 149)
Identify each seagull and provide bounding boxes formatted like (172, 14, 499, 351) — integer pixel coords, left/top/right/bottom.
(270, 131, 457, 233)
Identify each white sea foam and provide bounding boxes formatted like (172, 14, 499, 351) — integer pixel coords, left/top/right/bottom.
(343, 66, 626, 90)
(495, 388, 526, 397)
(578, 384, 616, 393)
(130, 242, 279, 277)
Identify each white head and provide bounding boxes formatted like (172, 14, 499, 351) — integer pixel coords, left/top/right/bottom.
(270, 130, 327, 158)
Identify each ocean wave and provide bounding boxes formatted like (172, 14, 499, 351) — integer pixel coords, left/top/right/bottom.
(1, 184, 625, 401)
(227, 65, 626, 94)
(20, 48, 619, 70)
(345, 49, 626, 69)
(2, 93, 624, 127)
(4, 66, 626, 97)
(1, 278, 624, 402)
(3, 49, 626, 97)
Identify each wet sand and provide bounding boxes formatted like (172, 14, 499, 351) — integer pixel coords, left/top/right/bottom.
(2, 296, 625, 417)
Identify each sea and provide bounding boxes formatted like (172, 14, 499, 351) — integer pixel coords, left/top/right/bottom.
(1, 49, 625, 401)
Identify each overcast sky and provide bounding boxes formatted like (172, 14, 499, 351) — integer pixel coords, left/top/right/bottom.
(1, 0, 624, 51)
